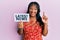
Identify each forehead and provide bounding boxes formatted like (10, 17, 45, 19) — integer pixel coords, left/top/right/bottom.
(30, 4, 37, 8)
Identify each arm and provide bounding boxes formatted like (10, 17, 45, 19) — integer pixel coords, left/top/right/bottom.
(17, 28, 23, 35)
(42, 12, 48, 36)
(42, 23, 48, 36)
(17, 22, 24, 35)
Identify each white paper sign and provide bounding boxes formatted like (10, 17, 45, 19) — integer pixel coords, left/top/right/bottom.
(14, 13, 29, 22)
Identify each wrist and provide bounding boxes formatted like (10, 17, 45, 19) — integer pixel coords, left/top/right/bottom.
(18, 28, 23, 32)
(44, 23, 48, 26)
(18, 28, 23, 30)
(17, 28, 23, 35)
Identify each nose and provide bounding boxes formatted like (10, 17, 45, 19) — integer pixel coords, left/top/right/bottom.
(31, 9, 35, 13)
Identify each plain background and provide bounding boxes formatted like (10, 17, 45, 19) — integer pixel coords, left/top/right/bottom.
(0, 0, 60, 40)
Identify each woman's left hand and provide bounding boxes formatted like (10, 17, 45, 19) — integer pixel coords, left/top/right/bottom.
(42, 12, 48, 24)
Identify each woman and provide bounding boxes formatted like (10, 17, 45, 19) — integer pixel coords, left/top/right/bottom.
(17, 2, 48, 40)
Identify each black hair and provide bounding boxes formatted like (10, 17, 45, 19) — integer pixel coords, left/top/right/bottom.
(27, 2, 44, 31)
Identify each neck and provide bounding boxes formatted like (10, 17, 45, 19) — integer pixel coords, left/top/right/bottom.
(30, 16, 36, 22)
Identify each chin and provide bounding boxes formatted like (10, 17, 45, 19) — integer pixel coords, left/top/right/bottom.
(31, 15, 36, 17)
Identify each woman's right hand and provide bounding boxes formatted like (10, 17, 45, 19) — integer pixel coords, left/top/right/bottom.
(18, 21, 23, 28)
(17, 21, 24, 35)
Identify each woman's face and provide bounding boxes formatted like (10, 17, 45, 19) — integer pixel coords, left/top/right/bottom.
(29, 4, 38, 17)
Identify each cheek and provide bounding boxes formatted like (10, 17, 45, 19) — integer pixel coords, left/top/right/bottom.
(34, 10, 37, 14)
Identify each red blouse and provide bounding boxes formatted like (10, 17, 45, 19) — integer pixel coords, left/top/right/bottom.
(23, 21, 42, 40)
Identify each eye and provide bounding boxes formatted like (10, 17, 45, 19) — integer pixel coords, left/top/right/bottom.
(35, 8, 37, 10)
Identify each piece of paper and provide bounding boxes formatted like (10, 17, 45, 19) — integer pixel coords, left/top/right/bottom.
(14, 13, 29, 22)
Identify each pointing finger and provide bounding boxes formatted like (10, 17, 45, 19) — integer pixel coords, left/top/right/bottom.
(43, 11, 45, 16)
